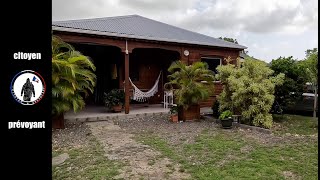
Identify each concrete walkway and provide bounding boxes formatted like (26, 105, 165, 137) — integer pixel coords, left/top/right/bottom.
(65, 104, 212, 122)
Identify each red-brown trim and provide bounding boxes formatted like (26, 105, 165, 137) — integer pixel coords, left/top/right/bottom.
(53, 31, 242, 110)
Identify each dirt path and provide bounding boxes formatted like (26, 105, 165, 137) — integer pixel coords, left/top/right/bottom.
(88, 121, 190, 180)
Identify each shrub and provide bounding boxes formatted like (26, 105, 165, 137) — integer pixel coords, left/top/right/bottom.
(104, 89, 125, 109)
(216, 57, 284, 128)
(270, 56, 305, 112)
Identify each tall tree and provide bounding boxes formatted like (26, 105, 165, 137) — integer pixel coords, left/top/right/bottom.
(270, 56, 304, 113)
(300, 48, 318, 117)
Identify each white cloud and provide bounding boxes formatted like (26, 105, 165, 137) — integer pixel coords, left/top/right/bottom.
(52, 0, 318, 62)
(53, 0, 317, 34)
(175, 0, 317, 35)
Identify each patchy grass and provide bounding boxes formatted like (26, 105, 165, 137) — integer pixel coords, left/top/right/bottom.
(52, 135, 121, 180)
(137, 115, 318, 180)
(53, 115, 317, 179)
(272, 114, 318, 135)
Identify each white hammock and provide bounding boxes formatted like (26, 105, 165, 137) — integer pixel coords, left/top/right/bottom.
(128, 71, 162, 102)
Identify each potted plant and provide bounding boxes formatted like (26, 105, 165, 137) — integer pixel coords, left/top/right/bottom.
(169, 105, 179, 122)
(104, 89, 125, 113)
(219, 110, 233, 129)
(165, 61, 215, 121)
(52, 36, 96, 129)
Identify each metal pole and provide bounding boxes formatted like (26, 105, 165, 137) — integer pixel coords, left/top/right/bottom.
(313, 84, 318, 118)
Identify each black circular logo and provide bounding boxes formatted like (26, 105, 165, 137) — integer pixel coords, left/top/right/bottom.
(10, 70, 46, 105)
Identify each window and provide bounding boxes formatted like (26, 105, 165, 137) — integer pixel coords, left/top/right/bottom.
(201, 57, 222, 74)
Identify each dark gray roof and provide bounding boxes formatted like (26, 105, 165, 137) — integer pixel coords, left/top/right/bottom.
(52, 15, 246, 49)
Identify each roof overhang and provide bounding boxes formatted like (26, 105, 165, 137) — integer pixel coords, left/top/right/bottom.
(53, 26, 247, 50)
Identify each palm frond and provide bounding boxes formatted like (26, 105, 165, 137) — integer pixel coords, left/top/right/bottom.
(52, 36, 97, 115)
(166, 60, 215, 108)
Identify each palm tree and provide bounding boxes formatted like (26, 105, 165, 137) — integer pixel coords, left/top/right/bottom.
(52, 36, 96, 128)
(165, 61, 215, 120)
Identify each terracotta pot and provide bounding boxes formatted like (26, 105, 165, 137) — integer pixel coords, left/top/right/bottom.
(52, 114, 65, 129)
(170, 114, 178, 122)
(178, 104, 200, 121)
(112, 105, 123, 113)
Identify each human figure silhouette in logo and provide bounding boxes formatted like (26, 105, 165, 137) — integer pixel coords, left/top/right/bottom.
(21, 78, 35, 101)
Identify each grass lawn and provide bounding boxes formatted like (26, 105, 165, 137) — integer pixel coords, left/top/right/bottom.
(272, 114, 318, 135)
(52, 114, 317, 179)
(137, 114, 318, 180)
(52, 131, 122, 180)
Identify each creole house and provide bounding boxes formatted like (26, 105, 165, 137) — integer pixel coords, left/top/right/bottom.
(52, 15, 247, 114)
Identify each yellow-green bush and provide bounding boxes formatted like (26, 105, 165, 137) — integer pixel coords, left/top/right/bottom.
(216, 57, 284, 128)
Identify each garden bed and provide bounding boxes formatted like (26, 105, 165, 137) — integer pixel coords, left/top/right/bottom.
(202, 115, 272, 134)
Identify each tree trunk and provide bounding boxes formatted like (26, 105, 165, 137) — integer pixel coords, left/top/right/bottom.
(313, 85, 318, 118)
(52, 114, 65, 129)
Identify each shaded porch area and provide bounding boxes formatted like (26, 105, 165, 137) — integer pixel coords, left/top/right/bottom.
(69, 41, 181, 114)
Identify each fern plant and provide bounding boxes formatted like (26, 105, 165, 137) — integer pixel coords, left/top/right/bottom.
(52, 36, 96, 115)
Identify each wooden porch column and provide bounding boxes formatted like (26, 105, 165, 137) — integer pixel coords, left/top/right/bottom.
(123, 39, 132, 114)
(124, 51, 130, 114)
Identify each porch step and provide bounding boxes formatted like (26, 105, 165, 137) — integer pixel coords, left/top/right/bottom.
(65, 111, 170, 123)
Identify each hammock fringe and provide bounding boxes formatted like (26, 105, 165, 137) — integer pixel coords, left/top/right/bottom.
(127, 71, 162, 102)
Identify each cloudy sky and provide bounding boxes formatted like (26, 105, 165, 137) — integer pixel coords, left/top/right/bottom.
(53, 0, 318, 62)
